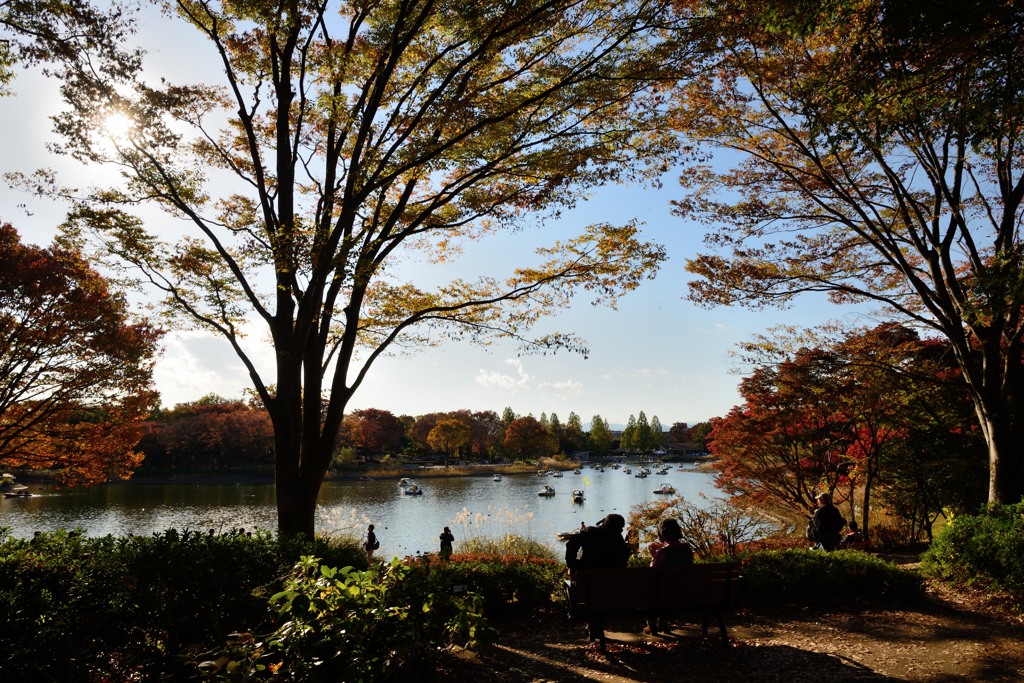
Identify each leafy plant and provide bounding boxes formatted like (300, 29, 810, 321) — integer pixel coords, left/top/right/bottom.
(921, 503, 1024, 598)
(0, 529, 364, 681)
(201, 556, 489, 682)
(741, 548, 924, 606)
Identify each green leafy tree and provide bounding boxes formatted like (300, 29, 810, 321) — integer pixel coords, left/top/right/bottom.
(674, 0, 1024, 505)
(501, 407, 517, 429)
(48, 0, 677, 536)
(650, 415, 664, 449)
(0, 0, 137, 95)
(689, 422, 712, 451)
(619, 414, 637, 452)
(588, 415, 612, 453)
(634, 411, 653, 452)
(561, 411, 587, 453)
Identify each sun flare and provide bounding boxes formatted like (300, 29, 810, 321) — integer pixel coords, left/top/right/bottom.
(102, 112, 136, 140)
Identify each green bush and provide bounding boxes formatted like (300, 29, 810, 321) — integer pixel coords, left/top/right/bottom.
(920, 502, 1024, 598)
(0, 528, 364, 681)
(413, 552, 562, 615)
(201, 556, 489, 682)
(741, 548, 924, 606)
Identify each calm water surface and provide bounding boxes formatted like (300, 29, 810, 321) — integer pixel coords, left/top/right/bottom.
(0, 465, 721, 557)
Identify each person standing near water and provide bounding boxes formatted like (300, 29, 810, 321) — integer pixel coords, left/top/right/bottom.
(365, 524, 379, 564)
(439, 526, 454, 560)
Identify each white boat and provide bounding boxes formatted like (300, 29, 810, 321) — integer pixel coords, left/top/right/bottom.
(537, 485, 556, 497)
(624, 467, 631, 474)
(549, 470, 563, 477)
(635, 471, 648, 478)
(572, 489, 585, 503)
(3, 485, 31, 498)
(492, 474, 502, 482)
(654, 484, 676, 494)
(404, 484, 424, 495)
(573, 469, 581, 474)
(399, 478, 412, 487)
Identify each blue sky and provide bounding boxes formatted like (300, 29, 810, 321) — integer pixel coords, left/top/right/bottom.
(0, 10, 854, 428)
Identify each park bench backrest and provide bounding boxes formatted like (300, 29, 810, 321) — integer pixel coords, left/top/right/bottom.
(573, 562, 741, 613)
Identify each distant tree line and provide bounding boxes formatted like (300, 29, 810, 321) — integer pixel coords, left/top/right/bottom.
(134, 398, 709, 473)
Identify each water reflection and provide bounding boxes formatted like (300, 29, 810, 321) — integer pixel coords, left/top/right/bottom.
(1, 466, 721, 556)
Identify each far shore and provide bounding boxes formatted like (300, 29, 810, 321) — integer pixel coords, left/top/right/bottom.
(7, 455, 714, 487)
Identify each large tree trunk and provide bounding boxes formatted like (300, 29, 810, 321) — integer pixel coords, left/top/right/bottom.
(983, 411, 1024, 506)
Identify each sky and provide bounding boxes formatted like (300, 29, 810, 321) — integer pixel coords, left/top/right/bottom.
(0, 8, 857, 429)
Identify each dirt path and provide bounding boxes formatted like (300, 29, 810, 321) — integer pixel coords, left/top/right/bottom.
(439, 582, 1024, 683)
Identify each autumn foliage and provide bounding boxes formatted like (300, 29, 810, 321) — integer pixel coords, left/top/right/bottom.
(708, 323, 986, 538)
(0, 224, 159, 485)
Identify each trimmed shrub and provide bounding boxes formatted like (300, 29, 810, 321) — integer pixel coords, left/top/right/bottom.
(412, 551, 562, 615)
(0, 528, 363, 681)
(920, 502, 1024, 598)
(741, 548, 924, 606)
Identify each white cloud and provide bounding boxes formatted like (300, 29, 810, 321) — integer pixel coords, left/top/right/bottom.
(537, 379, 585, 397)
(474, 358, 532, 391)
(599, 367, 671, 381)
(153, 328, 274, 407)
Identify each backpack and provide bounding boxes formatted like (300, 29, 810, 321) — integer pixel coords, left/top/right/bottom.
(372, 539, 380, 550)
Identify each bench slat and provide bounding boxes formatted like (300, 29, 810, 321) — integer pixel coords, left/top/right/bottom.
(568, 561, 743, 649)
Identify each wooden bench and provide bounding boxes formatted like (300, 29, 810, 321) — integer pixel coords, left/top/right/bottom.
(566, 562, 742, 650)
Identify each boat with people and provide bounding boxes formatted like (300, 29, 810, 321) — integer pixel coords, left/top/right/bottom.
(572, 489, 585, 503)
(623, 467, 631, 474)
(653, 483, 676, 494)
(635, 470, 648, 478)
(573, 469, 581, 475)
(537, 485, 556, 497)
(548, 470, 563, 477)
(398, 477, 412, 487)
(404, 484, 424, 495)
(1, 473, 31, 498)
(492, 474, 502, 482)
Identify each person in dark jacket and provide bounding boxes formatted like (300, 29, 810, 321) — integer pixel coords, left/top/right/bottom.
(365, 524, 378, 563)
(439, 526, 455, 560)
(564, 513, 631, 640)
(564, 513, 631, 578)
(811, 493, 846, 551)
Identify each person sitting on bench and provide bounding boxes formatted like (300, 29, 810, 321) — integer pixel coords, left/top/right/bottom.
(565, 513, 631, 640)
(645, 518, 693, 634)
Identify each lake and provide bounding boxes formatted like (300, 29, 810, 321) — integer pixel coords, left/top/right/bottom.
(0, 465, 721, 557)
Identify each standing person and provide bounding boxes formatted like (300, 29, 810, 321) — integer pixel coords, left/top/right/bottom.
(439, 526, 455, 560)
(811, 493, 846, 551)
(645, 518, 694, 635)
(564, 513, 631, 641)
(365, 524, 378, 564)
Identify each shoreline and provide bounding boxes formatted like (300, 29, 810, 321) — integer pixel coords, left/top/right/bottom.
(8, 456, 714, 488)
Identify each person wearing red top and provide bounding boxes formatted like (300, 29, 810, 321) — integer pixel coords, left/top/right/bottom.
(645, 518, 693, 635)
